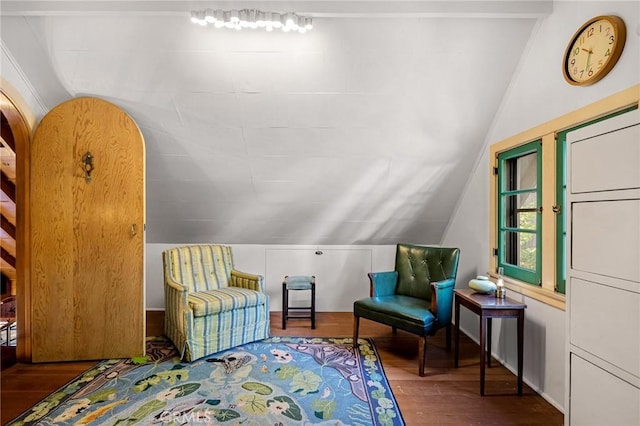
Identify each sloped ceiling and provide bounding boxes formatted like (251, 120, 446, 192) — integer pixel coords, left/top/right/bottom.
(0, 1, 549, 245)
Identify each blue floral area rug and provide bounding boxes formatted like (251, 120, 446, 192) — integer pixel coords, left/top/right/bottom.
(9, 337, 404, 425)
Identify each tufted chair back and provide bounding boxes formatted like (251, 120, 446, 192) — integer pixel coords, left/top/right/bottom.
(395, 244, 460, 300)
(164, 245, 234, 293)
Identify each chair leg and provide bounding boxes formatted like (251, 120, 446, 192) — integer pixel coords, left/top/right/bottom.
(353, 315, 360, 348)
(282, 282, 287, 330)
(418, 336, 427, 377)
(446, 324, 452, 351)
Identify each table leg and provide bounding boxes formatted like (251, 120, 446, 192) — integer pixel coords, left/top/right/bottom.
(487, 317, 492, 368)
(479, 312, 486, 396)
(517, 311, 524, 395)
(454, 298, 460, 368)
(282, 282, 288, 329)
(311, 284, 316, 329)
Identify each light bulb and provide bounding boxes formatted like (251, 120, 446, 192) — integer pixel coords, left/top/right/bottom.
(239, 9, 248, 24)
(229, 9, 239, 23)
(284, 12, 295, 27)
(272, 13, 282, 28)
(204, 8, 215, 23)
(195, 11, 206, 25)
(247, 9, 257, 24)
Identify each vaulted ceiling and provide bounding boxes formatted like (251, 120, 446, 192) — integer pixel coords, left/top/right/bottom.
(0, 1, 550, 245)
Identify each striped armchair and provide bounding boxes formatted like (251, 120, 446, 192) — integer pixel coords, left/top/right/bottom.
(163, 245, 270, 361)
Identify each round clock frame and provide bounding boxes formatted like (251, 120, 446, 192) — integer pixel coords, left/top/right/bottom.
(562, 15, 627, 86)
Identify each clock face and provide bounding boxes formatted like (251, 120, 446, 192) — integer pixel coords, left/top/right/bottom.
(563, 16, 626, 86)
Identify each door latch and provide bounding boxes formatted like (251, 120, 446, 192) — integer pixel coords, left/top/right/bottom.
(82, 152, 94, 183)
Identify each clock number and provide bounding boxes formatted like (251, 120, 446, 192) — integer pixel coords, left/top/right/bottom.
(605, 48, 611, 57)
(597, 59, 603, 69)
(570, 58, 576, 66)
(586, 27, 595, 37)
(588, 68, 594, 77)
(609, 35, 615, 44)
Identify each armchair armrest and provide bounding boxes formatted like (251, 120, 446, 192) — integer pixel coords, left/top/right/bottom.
(164, 275, 190, 348)
(230, 269, 265, 293)
(429, 278, 455, 325)
(165, 276, 189, 305)
(166, 276, 187, 291)
(164, 277, 189, 312)
(367, 271, 399, 297)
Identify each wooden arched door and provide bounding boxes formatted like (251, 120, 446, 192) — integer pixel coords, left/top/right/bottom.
(30, 97, 145, 362)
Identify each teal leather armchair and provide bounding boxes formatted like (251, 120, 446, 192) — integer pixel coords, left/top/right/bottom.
(353, 244, 460, 376)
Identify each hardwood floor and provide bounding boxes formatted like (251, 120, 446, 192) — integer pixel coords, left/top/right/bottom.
(1, 312, 563, 425)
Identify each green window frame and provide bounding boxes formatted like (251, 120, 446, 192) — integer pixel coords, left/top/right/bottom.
(555, 133, 567, 294)
(497, 139, 542, 285)
(554, 104, 638, 295)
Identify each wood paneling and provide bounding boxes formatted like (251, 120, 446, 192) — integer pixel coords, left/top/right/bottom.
(1, 106, 19, 284)
(30, 97, 145, 362)
(1, 89, 31, 362)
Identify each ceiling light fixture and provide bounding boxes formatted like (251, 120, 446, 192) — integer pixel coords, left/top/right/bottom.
(190, 8, 313, 33)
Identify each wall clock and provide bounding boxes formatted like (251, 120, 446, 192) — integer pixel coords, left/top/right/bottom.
(563, 15, 626, 86)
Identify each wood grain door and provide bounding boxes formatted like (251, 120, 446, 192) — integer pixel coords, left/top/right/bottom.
(30, 97, 145, 362)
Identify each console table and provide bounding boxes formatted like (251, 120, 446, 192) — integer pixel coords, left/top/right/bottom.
(454, 288, 527, 395)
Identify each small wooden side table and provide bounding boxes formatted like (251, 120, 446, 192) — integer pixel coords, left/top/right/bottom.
(454, 288, 527, 395)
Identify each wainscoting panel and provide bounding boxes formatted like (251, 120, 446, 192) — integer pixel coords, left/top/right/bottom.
(265, 248, 372, 312)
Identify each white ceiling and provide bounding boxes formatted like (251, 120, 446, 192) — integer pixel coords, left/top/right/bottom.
(0, 1, 548, 245)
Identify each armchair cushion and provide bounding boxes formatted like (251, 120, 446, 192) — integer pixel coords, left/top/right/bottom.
(354, 295, 436, 335)
(188, 287, 268, 317)
(165, 245, 234, 292)
(395, 244, 460, 299)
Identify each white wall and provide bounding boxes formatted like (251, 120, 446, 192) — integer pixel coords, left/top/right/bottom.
(441, 0, 640, 413)
(1, 41, 47, 120)
(146, 243, 397, 311)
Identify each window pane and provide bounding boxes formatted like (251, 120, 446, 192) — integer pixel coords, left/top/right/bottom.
(502, 231, 537, 271)
(504, 193, 537, 230)
(506, 152, 537, 191)
(497, 139, 541, 285)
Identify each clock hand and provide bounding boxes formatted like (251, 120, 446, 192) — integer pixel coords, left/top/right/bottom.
(584, 49, 592, 72)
